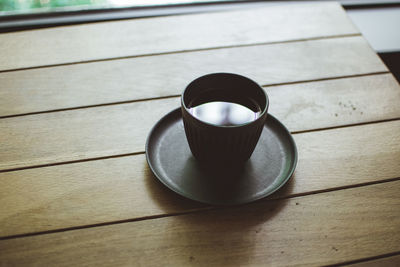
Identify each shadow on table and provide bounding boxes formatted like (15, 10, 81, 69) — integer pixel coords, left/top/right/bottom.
(144, 163, 295, 264)
(143, 163, 207, 211)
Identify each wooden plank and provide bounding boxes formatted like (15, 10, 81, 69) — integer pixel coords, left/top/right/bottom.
(267, 73, 400, 132)
(1, 74, 399, 171)
(0, 36, 387, 118)
(1, 120, 399, 237)
(0, 180, 399, 266)
(0, 2, 358, 71)
(345, 254, 400, 267)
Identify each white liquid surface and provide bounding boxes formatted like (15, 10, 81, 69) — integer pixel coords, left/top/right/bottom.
(189, 101, 260, 126)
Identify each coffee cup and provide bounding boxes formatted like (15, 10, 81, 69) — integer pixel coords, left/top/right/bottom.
(181, 73, 269, 164)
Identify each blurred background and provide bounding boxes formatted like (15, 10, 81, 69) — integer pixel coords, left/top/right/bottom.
(0, 0, 399, 80)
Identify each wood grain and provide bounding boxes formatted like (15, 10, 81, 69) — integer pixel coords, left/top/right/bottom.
(0, 36, 387, 118)
(267, 73, 400, 132)
(0, 2, 358, 72)
(1, 180, 399, 266)
(346, 254, 400, 267)
(1, 120, 399, 237)
(1, 74, 399, 171)
(0, 97, 179, 171)
(0, 3, 396, 265)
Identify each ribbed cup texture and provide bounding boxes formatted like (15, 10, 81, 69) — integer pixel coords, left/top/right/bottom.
(182, 106, 267, 164)
(181, 73, 269, 164)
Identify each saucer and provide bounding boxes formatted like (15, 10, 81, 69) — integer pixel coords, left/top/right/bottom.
(145, 108, 297, 205)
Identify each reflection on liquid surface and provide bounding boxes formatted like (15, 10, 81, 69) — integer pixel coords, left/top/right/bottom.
(189, 101, 260, 126)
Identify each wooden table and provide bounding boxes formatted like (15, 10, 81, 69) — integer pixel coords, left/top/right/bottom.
(1, 2, 399, 266)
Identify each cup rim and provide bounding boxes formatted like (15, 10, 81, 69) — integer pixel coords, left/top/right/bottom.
(181, 72, 269, 128)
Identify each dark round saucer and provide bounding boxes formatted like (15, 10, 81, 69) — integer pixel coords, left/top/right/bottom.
(145, 108, 297, 205)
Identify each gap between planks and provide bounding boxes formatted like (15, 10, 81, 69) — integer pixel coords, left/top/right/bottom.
(0, 117, 399, 174)
(0, 33, 361, 74)
(0, 35, 387, 118)
(325, 251, 400, 267)
(1, 180, 398, 266)
(0, 71, 390, 120)
(0, 176, 399, 241)
(2, 119, 400, 245)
